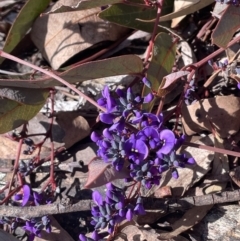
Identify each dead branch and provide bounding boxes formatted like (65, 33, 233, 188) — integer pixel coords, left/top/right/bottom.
(1, 189, 240, 219)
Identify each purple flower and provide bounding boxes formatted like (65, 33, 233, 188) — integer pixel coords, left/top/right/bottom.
(172, 169, 179, 179)
(186, 157, 195, 165)
(143, 93, 154, 103)
(91, 132, 102, 142)
(142, 77, 152, 88)
(126, 208, 133, 221)
(97, 86, 116, 111)
(22, 184, 31, 206)
(14, 193, 22, 201)
(79, 234, 88, 241)
(92, 230, 100, 241)
(238, 83, 240, 90)
(132, 113, 163, 129)
(136, 126, 160, 149)
(134, 203, 146, 215)
(92, 191, 103, 206)
(125, 138, 149, 164)
(99, 113, 116, 124)
(109, 117, 125, 132)
(157, 130, 175, 155)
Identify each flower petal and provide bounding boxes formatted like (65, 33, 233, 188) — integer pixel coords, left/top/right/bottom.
(126, 208, 133, 221)
(79, 234, 87, 241)
(22, 184, 31, 206)
(92, 191, 103, 206)
(143, 93, 154, 103)
(100, 113, 115, 124)
(159, 130, 175, 154)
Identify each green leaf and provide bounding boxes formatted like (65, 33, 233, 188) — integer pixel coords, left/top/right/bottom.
(0, 0, 51, 64)
(45, 0, 123, 14)
(0, 55, 143, 88)
(0, 88, 48, 133)
(143, 32, 176, 111)
(212, 5, 240, 48)
(99, 0, 173, 32)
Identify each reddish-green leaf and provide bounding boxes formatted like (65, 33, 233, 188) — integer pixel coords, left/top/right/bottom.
(0, 55, 143, 88)
(99, 0, 173, 33)
(0, 0, 51, 64)
(84, 158, 130, 189)
(0, 87, 48, 133)
(212, 5, 240, 48)
(157, 71, 189, 97)
(143, 33, 176, 111)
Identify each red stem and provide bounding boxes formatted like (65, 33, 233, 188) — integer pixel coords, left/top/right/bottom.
(184, 141, 240, 158)
(0, 51, 106, 112)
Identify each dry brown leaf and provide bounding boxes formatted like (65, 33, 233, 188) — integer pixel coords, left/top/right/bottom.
(158, 205, 213, 240)
(229, 166, 240, 187)
(34, 216, 74, 241)
(55, 111, 91, 148)
(0, 230, 19, 241)
(114, 225, 158, 241)
(0, 135, 44, 160)
(179, 41, 197, 66)
(204, 136, 229, 194)
(159, 136, 229, 240)
(31, 0, 129, 69)
(181, 96, 240, 138)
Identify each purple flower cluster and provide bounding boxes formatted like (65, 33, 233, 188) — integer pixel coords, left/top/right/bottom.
(215, 0, 239, 4)
(184, 80, 197, 106)
(79, 183, 145, 241)
(92, 86, 195, 189)
(23, 216, 51, 241)
(11, 185, 52, 241)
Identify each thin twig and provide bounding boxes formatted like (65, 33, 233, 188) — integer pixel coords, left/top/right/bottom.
(2, 189, 240, 219)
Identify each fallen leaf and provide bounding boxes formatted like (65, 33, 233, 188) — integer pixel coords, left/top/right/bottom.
(191, 205, 240, 241)
(84, 157, 130, 189)
(114, 225, 155, 241)
(0, 0, 51, 64)
(204, 136, 229, 194)
(212, 5, 240, 48)
(158, 205, 213, 240)
(229, 166, 240, 187)
(0, 135, 45, 160)
(55, 111, 91, 148)
(181, 96, 240, 138)
(31, 0, 130, 69)
(0, 230, 19, 241)
(179, 40, 197, 66)
(158, 136, 229, 240)
(34, 216, 75, 241)
(153, 186, 172, 198)
(0, 55, 143, 88)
